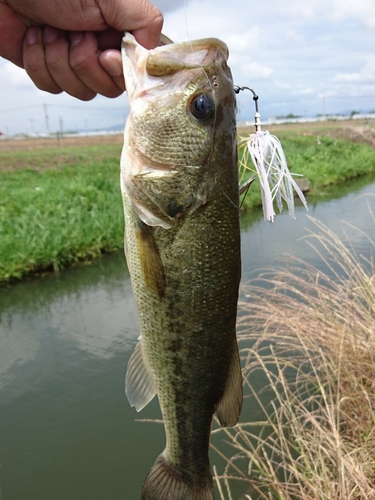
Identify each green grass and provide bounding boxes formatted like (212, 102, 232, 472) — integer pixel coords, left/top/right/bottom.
(0, 145, 124, 283)
(1, 133, 375, 284)
(239, 134, 375, 211)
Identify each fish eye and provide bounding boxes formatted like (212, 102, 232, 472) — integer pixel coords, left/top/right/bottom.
(190, 94, 214, 120)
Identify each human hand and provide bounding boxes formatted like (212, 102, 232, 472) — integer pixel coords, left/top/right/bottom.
(0, 0, 163, 100)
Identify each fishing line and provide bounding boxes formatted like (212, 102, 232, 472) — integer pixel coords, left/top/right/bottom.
(182, 0, 217, 161)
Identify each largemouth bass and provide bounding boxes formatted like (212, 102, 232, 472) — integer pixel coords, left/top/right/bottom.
(121, 32, 242, 500)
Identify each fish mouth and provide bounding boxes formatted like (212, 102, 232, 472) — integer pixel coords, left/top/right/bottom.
(122, 32, 229, 98)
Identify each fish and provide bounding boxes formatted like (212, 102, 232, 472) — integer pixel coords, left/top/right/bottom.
(120, 32, 242, 500)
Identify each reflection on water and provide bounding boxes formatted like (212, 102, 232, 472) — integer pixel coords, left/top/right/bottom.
(241, 175, 375, 280)
(0, 253, 164, 500)
(0, 177, 375, 499)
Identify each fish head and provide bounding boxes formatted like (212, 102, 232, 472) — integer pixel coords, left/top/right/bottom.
(121, 33, 237, 228)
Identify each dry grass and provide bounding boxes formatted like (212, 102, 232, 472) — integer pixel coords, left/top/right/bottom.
(213, 204, 375, 499)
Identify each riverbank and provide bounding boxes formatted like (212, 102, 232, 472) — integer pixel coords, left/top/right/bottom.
(0, 143, 124, 284)
(239, 119, 375, 210)
(215, 214, 375, 499)
(1, 120, 375, 284)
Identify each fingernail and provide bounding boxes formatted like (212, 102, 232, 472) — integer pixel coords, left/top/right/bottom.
(25, 26, 39, 46)
(70, 31, 84, 47)
(43, 26, 59, 44)
(101, 52, 123, 76)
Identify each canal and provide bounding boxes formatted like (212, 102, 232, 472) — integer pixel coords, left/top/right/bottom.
(0, 175, 374, 499)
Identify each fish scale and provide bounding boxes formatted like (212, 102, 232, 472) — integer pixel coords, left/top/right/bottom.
(121, 33, 242, 500)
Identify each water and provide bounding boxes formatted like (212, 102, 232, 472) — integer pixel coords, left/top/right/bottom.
(1, 176, 375, 500)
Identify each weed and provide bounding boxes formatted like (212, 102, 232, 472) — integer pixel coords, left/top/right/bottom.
(214, 211, 375, 499)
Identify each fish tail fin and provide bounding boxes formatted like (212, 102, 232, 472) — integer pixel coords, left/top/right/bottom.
(142, 453, 214, 500)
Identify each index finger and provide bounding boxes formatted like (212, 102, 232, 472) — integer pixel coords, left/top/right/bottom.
(0, 2, 28, 66)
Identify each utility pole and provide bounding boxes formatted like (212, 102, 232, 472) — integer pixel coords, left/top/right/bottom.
(43, 104, 50, 135)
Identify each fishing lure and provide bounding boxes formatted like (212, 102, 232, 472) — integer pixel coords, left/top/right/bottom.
(236, 86, 308, 221)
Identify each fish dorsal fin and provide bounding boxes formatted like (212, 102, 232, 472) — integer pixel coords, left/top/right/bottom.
(126, 341, 157, 412)
(215, 342, 243, 427)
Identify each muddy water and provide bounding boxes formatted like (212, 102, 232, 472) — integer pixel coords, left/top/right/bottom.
(0, 176, 374, 500)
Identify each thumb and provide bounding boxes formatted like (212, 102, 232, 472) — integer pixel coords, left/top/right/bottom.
(100, 0, 163, 49)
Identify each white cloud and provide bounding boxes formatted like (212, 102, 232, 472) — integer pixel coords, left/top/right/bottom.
(226, 28, 260, 53)
(331, 0, 375, 28)
(0, 0, 374, 133)
(333, 57, 375, 86)
(0, 60, 33, 88)
(237, 60, 273, 80)
(294, 87, 315, 96)
(285, 30, 306, 46)
(333, 72, 361, 83)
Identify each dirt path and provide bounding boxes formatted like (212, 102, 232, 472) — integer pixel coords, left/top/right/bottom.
(1, 118, 375, 153)
(0, 133, 124, 152)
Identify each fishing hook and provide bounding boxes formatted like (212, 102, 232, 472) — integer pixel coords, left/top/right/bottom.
(234, 85, 259, 114)
(235, 85, 260, 205)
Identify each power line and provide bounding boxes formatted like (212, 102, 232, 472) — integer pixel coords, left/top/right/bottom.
(0, 105, 41, 112)
(0, 103, 127, 113)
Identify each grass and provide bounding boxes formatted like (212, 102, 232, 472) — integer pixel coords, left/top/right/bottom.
(1, 129, 375, 284)
(239, 134, 375, 211)
(0, 144, 124, 283)
(213, 208, 375, 499)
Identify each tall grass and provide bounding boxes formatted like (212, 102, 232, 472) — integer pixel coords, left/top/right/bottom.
(213, 209, 375, 499)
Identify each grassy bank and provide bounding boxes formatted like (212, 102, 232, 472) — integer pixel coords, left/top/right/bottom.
(1, 129, 375, 284)
(239, 133, 375, 211)
(214, 214, 375, 499)
(0, 144, 124, 283)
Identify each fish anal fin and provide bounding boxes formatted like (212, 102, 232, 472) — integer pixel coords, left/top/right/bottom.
(215, 342, 243, 427)
(142, 454, 214, 500)
(136, 221, 166, 299)
(125, 341, 157, 412)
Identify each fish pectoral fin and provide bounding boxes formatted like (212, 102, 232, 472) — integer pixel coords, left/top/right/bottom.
(142, 453, 214, 500)
(125, 341, 157, 412)
(136, 220, 166, 299)
(215, 342, 243, 427)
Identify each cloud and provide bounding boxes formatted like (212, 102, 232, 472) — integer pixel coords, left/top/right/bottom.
(331, 0, 375, 28)
(1, 0, 375, 133)
(236, 60, 274, 81)
(0, 60, 33, 88)
(333, 72, 361, 83)
(153, 0, 187, 14)
(333, 57, 375, 86)
(293, 87, 315, 96)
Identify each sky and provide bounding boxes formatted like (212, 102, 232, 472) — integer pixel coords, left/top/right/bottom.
(0, 0, 374, 136)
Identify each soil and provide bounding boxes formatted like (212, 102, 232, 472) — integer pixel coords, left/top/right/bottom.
(0, 133, 124, 152)
(1, 118, 374, 153)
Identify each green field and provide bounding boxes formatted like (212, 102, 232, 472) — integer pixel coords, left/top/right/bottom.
(239, 131, 375, 210)
(1, 127, 375, 284)
(0, 144, 124, 283)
